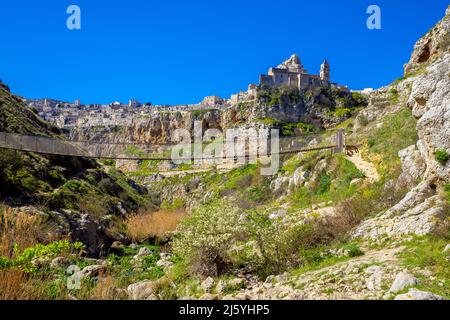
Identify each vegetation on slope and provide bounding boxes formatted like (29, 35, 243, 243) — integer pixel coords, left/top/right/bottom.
(0, 82, 157, 257)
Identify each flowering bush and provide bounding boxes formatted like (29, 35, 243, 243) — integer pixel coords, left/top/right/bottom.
(172, 198, 243, 276)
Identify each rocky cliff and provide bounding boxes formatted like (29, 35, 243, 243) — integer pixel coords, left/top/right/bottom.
(404, 6, 450, 75)
(70, 84, 365, 148)
(353, 8, 450, 240)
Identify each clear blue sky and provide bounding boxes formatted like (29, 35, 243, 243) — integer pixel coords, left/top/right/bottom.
(0, 0, 448, 105)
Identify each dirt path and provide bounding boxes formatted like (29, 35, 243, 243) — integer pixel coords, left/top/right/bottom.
(347, 153, 380, 182)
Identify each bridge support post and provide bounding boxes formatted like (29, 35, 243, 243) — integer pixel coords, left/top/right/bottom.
(333, 129, 345, 154)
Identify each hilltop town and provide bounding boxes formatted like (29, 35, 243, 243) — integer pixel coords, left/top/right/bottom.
(25, 54, 350, 130)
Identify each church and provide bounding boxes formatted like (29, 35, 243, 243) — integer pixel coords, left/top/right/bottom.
(259, 54, 330, 91)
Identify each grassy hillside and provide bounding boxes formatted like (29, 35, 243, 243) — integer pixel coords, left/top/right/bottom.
(0, 82, 156, 256)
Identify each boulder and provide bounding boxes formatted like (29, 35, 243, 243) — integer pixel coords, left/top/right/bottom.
(389, 271, 420, 293)
(156, 259, 173, 268)
(137, 247, 152, 257)
(201, 277, 215, 293)
(365, 265, 383, 291)
(397, 145, 426, 187)
(216, 280, 227, 294)
(290, 167, 309, 188)
(77, 265, 106, 279)
(228, 278, 246, 289)
(394, 288, 445, 300)
(127, 281, 155, 300)
(270, 176, 290, 195)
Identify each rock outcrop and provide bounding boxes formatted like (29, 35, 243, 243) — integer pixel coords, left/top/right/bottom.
(353, 8, 450, 241)
(404, 6, 450, 75)
(407, 52, 450, 184)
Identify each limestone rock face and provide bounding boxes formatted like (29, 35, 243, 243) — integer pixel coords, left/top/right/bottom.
(405, 10, 450, 185)
(71, 109, 223, 145)
(290, 167, 309, 189)
(270, 176, 290, 195)
(397, 145, 426, 187)
(354, 87, 406, 130)
(352, 183, 445, 240)
(404, 7, 450, 75)
(408, 53, 450, 184)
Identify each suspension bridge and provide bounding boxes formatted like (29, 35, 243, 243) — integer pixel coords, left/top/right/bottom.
(0, 130, 356, 163)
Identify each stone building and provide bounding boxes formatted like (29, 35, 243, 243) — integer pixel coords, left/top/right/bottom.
(230, 84, 258, 104)
(201, 96, 225, 107)
(259, 54, 330, 91)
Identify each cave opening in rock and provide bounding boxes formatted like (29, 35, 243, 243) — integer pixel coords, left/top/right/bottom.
(418, 43, 431, 63)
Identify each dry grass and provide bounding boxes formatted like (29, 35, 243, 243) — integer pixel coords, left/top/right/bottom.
(0, 207, 45, 300)
(0, 207, 42, 257)
(126, 209, 186, 242)
(90, 275, 126, 300)
(0, 268, 32, 299)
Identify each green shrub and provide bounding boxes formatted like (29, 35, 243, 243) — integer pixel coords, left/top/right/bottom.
(3, 241, 85, 273)
(255, 118, 279, 126)
(343, 243, 364, 257)
(281, 122, 315, 136)
(351, 92, 366, 102)
(245, 211, 343, 277)
(334, 108, 352, 118)
(389, 89, 399, 103)
(161, 198, 185, 210)
(0, 257, 14, 269)
(48, 169, 66, 184)
(63, 180, 84, 193)
(435, 149, 449, 165)
(316, 174, 331, 195)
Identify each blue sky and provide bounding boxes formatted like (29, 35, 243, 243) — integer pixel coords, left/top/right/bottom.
(0, 0, 448, 105)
